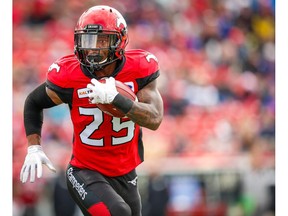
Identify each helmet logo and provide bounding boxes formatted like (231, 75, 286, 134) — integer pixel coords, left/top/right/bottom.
(116, 16, 126, 28)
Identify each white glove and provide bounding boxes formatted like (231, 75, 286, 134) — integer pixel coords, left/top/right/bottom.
(20, 145, 56, 183)
(87, 77, 119, 104)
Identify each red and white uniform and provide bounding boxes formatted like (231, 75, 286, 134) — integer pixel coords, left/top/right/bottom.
(46, 49, 159, 177)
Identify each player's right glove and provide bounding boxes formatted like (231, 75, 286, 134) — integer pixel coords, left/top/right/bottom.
(87, 77, 119, 104)
(20, 145, 56, 183)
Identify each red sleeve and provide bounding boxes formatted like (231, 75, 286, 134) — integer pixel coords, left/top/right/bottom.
(46, 55, 73, 88)
(139, 51, 159, 77)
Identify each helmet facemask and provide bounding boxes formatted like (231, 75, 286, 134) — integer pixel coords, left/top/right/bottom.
(74, 25, 122, 71)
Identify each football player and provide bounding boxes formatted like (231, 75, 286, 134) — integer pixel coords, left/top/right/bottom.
(20, 5, 163, 216)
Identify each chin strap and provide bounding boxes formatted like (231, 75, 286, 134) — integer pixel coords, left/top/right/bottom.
(89, 62, 103, 71)
(84, 56, 120, 75)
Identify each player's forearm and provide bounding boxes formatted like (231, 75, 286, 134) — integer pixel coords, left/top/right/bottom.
(126, 102, 163, 130)
(127, 82, 163, 130)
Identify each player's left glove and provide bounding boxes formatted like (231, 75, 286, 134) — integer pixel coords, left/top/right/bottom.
(87, 77, 119, 104)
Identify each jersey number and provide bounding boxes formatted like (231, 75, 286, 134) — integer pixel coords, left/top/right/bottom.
(79, 107, 135, 146)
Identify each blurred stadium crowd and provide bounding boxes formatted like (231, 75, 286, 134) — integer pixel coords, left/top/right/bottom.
(13, 0, 275, 216)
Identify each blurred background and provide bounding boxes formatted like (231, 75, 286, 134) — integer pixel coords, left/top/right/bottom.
(13, 0, 275, 216)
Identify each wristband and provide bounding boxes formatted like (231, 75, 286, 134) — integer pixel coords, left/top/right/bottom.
(112, 94, 134, 114)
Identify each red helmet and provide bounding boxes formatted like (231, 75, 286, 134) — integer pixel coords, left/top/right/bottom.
(74, 5, 128, 71)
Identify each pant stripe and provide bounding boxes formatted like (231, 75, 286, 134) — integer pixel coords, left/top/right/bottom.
(88, 202, 111, 216)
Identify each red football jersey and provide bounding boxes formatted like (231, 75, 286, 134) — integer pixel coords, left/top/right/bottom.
(46, 49, 159, 177)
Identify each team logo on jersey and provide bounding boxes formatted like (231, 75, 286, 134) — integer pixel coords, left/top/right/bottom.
(77, 88, 92, 98)
(146, 53, 158, 63)
(48, 63, 60, 73)
(127, 176, 138, 186)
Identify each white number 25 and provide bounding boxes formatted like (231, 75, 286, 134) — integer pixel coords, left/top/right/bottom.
(79, 107, 135, 146)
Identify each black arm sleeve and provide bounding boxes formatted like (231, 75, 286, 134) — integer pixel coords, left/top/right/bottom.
(24, 82, 57, 136)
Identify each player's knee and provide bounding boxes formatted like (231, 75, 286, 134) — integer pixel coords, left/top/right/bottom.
(110, 201, 131, 216)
